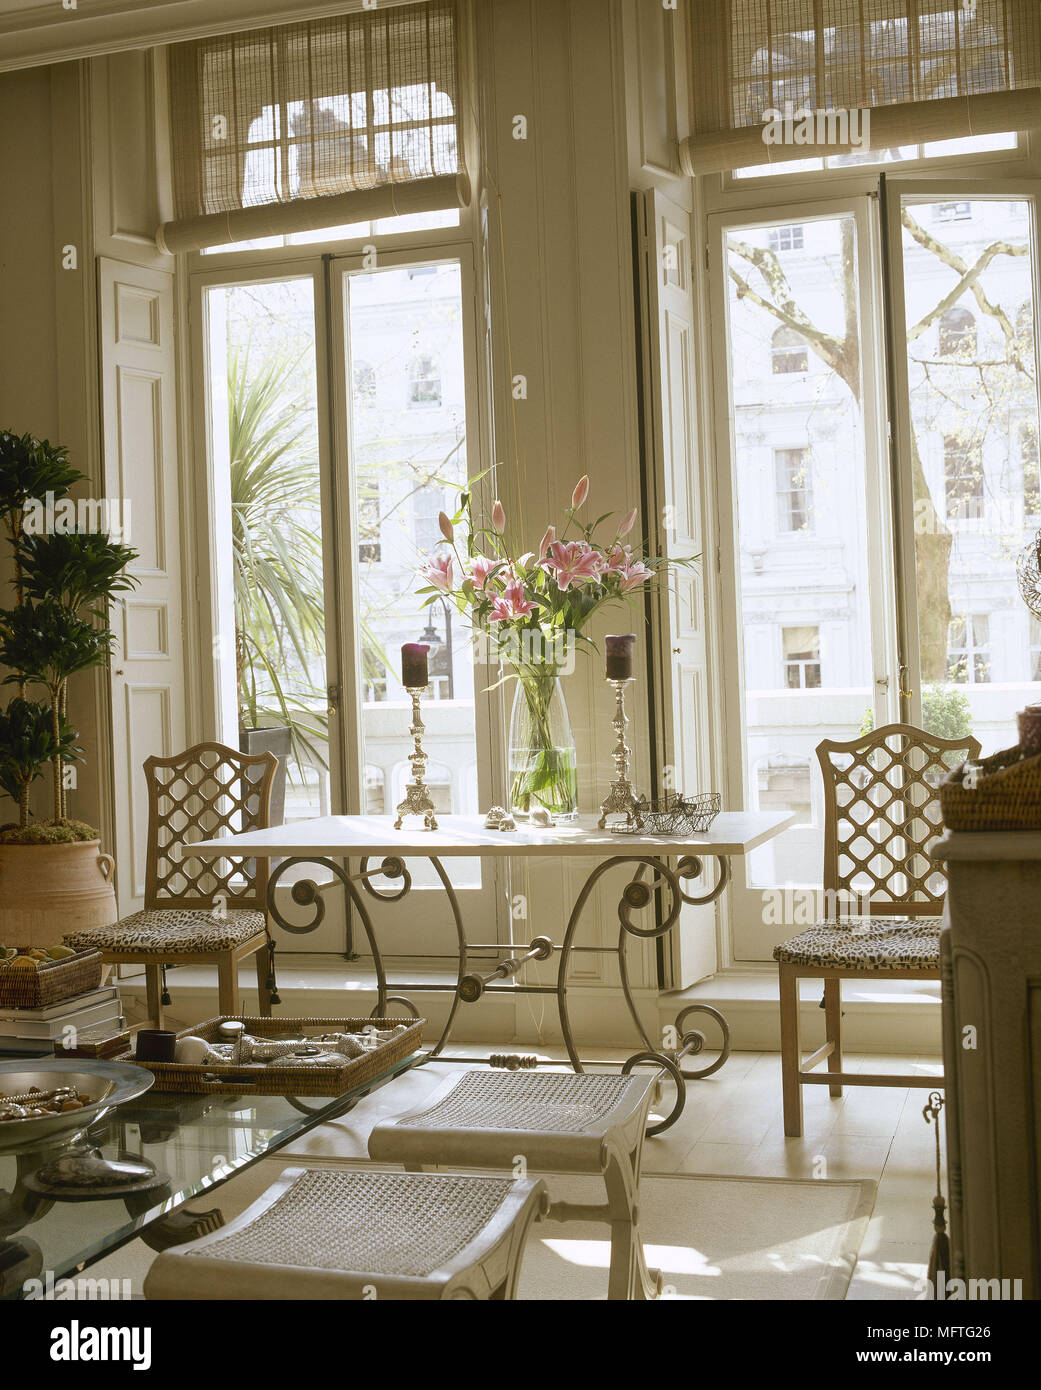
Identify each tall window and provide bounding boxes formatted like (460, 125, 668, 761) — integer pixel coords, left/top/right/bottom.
(947, 615, 991, 684)
(783, 626, 821, 689)
(938, 307, 977, 357)
(944, 436, 984, 520)
(771, 326, 808, 374)
(1031, 616, 1041, 682)
(409, 352, 441, 405)
(1024, 424, 1040, 518)
(353, 360, 376, 404)
(414, 486, 445, 554)
(775, 448, 813, 532)
(358, 481, 381, 563)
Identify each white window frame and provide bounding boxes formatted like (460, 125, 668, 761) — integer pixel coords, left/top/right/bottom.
(704, 166, 1041, 960)
(185, 216, 505, 957)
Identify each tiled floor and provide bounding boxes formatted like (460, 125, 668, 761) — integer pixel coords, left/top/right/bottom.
(632, 1048, 945, 1300)
(88, 1045, 942, 1299)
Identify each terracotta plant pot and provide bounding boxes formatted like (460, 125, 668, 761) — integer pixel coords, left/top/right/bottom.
(0, 839, 117, 950)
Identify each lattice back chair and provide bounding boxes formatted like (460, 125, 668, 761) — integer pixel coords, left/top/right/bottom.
(64, 742, 281, 1029)
(773, 722, 980, 1136)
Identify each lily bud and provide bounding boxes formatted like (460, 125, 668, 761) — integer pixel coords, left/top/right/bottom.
(492, 499, 506, 533)
(438, 510, 454, 543)
(618, 506, 638, 536)
(539, 525, 556, 557)
(572, 475, 589, 509)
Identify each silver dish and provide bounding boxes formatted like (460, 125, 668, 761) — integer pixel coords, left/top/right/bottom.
(0, 1059, 155, 1155)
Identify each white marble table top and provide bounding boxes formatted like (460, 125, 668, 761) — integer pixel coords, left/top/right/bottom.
(190, 811, 794, 861)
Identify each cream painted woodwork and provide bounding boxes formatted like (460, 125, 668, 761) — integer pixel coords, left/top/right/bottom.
(0, 61, 111, 840)
(0, 0, 421, 72)
(475, 0, 653, 995)
(937, 831, 1041, 1299)
(98, 258, 186, 913)
(633, 188, 717, 989)
(89, 50, 171, 272)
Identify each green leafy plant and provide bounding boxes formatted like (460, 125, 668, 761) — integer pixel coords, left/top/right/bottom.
(227, 343, 330, 768)
(860, 684, 974, 746)
(0, 697, 81, 827)
(0, 431, 137, 835)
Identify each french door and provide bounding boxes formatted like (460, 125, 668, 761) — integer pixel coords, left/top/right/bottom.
(710, 181, 1041, 960)
(192, 246, 501, 956)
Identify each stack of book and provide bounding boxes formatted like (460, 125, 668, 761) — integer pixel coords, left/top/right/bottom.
(0, 986, 126, 1057)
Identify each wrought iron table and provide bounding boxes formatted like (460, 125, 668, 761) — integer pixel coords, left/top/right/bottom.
(193, 812, 792, 1136)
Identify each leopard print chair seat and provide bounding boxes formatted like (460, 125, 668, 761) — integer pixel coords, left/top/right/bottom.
(66, 908, 267, 956)
(773, 918, 940, 972)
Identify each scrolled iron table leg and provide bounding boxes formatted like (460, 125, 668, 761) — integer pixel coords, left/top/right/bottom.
(556, 852, 735, 1136)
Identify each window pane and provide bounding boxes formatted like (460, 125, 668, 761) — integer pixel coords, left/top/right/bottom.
(900, 197, 1041, 748)
(344, 262, 479, 886)
(725, 215, 878, 892)
(205, 278, 329, 822)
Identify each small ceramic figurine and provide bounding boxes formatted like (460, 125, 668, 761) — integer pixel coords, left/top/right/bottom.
(498, 814, 516, 831)
(484, 806, 506, 828)
(530, 808, 553, 828)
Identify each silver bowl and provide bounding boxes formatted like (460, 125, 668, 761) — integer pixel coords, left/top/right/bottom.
(0, 1059, 155, 1155)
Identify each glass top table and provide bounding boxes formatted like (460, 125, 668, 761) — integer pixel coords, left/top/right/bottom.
(0, 1054, 417, 1298)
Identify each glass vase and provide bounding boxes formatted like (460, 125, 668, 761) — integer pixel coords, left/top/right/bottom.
(508, 669, 578, 823)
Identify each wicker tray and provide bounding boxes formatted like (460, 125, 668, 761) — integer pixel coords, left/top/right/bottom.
(941, 746, 1041, 832)
(0, 948, 104, 1009)
(114, 1015, 425, 1096)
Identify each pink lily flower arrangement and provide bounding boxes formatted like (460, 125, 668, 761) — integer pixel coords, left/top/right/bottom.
(416, 472, 694, 666)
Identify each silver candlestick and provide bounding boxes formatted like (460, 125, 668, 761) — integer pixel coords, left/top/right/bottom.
(394, 686, 439, 830)
(598, 679, 645, 829)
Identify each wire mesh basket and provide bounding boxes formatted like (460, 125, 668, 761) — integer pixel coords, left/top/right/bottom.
(610, 791, 721, 835)
(646, 791, 720, 834)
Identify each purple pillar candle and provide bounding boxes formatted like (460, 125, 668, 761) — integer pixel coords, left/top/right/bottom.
(401, 643, 429, 689)
(605, 633, 636, 681)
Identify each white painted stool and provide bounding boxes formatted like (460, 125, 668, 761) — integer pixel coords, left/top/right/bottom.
(369, 1069, 661, 1300)
(144, 1166, 548, 1301)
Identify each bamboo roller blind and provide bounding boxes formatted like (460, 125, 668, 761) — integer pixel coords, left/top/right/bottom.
(159, 0, 465, 251)
(685, 0, 1041, 173)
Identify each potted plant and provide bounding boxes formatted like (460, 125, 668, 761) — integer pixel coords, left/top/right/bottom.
(0, 430, 137, 948)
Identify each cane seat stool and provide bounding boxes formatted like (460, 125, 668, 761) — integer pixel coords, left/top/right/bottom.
(772, 722, 980, 1138)
(64, 742, 281, 1029)
(368, 1068, 662, 1300)
(143, 1166, 549, 1301)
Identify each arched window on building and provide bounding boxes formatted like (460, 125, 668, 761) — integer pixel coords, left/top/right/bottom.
(771, 325, 808, 374)
(938, 307, 977, 358)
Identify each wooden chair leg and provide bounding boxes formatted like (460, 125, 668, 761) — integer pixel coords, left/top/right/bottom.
(778, 962, 803, 1138)
(823, 976, 843, 1098)
(217, 953, 239, 1017)
(254, 948, 271, 1016)
(145, 964, 163, 1030)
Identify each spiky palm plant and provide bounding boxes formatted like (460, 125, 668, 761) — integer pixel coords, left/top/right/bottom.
(227, 343, 330, 768)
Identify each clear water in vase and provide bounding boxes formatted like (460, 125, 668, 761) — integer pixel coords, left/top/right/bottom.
(507, 672, 578, 823)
